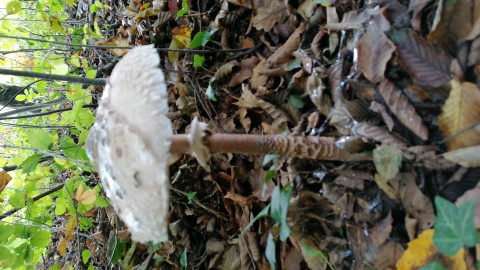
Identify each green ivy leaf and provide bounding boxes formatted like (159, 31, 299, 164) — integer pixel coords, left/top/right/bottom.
(433, 196, 477, 256)
(265, 233, 276, 269)
(419, 261, 447, 270)
(26, 130, 53, 151)
(19, 154, 42, 173)
(6, 0, 22, 15)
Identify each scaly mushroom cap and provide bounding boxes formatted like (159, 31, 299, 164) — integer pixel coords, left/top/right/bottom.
(86, 45, 172, 243)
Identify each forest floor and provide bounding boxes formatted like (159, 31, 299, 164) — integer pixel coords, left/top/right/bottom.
(49, 0, 480, 269)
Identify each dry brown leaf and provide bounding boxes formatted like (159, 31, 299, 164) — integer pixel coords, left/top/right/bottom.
(251, 0, 287, 32)
(358, 14, 395, 83)
(95, 37, 130, 56)
(228, 57, 259, 87)
(58, 237, 68, 257)
(379, 79, 428, 140)
(370, 101, 394, 131)
(75, 185, 97, 205)
(442, 145, 480, 167)
(236, 108, 251, 132)
(267, 22, 306, 67)
(0, 169, 12, 195)
(388, 28, 452, 88)
(369, 211, 393, 248)
(353, 122, 407, 148)
(250, 59, 269, 90)
(214, 61, 239, 84)
(394, 173, 435, 233)
(428, 0, 478, 52)
(438, 79, 480, 150)
(65, 216, 77, 240)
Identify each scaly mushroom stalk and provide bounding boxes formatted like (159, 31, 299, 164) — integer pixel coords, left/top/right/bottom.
(86, 45, 351, 244)
(170, 133, 350, 160)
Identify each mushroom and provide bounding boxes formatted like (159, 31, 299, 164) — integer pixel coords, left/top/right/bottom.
(86, 45, 352, 244)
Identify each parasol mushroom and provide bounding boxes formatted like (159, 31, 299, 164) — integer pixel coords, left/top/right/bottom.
(86, 45, 352, 244)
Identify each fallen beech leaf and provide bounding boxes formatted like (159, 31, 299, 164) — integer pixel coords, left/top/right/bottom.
(438, 79, 480, 150)
(396, 229, 466, 270)
(168, 25, 192, 66)
(388, 28, 452, 88)
(358, 14, 395, 83)
(268, 22, 306, 67)
(396, 174, 435, 232)
(379, 79, 428, 140)
(442, 145, 480, 167)
(65, 216, 77, 240)
(229, 57, 259, 87)
(251, 0, 287, 32)
(95, 37, 130, 56)
(353, 122, 407, 148)
(75, 185, 97, 205)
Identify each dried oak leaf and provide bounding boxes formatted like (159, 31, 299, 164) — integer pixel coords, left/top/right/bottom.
(251, 0, 287, 32)
(379, 79, 428, 140)
(387, 28, 452, 88)
(438, 79, 480, 150)
(358, 13, 395, 83)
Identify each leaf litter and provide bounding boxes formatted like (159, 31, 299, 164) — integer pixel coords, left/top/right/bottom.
(55, 0, 480, 268)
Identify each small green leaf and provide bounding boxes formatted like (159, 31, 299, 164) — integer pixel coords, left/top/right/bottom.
(177, 0, 189, 17)
(180, 248, 188, 268)
(15, 94, 26, 101)
(265, 233, 276, 270)
(6, 0, 22, 15)
(373, 145, 402, 180)
(189, 31, 212, 48)
(26, 129, 53, 151)
(19, 154, 42, 173)
(193, 54, 205, 68)
(433, 196, 476, 256)
(55, 197, 68, 216)
(187, 192, 197, 204)
(81, 249, 90, 264)
(9, 190, 25, 208)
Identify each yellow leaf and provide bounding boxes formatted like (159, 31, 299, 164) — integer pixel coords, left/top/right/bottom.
(65, 216, 77, 240)
(438, 79, 480, 150)
(171, 25, 192, 48)
(58, 237, 68, 257)
(396, 229, 466, 270)
(75, 185, 97, 205)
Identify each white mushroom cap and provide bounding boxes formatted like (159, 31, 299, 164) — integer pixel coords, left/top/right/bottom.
(86, 45, 172, 243)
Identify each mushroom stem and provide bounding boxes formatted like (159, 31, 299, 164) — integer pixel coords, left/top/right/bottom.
(170, 133, 351, 160)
